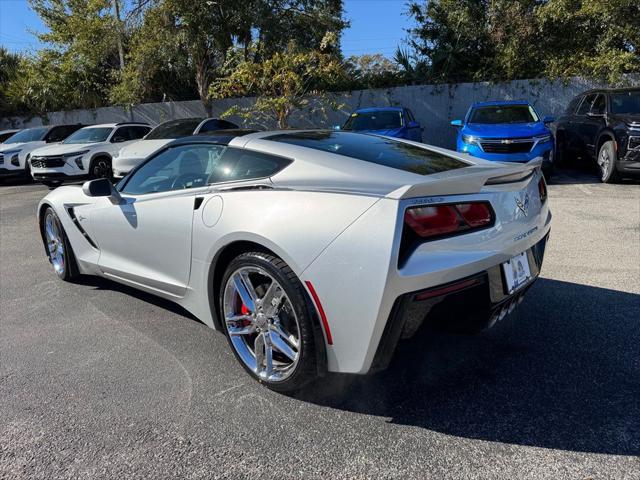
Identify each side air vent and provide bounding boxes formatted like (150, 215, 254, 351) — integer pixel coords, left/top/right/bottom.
(67, 207, 98, 249)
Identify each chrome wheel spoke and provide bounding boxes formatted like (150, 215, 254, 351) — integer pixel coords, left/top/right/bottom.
(269, 330, 297, 362)
(233, 272, 256, 312)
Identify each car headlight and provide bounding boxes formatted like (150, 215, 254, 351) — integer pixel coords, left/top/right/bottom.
(535, 134, 552, 144)
(462, 134, 480, 146)
(64, 150, 89, 170)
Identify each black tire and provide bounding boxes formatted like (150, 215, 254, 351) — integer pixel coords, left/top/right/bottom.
(42, 207, 80, 281)
(90, 157, 113, 180)
(597, 140, 619, 183)
(219, 251, 321, 392)
(42, 181, 62, 188)
(553, 133, 567, 168)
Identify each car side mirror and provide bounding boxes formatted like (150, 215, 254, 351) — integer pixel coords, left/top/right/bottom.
(543, 116, 555, 124)
(450, 119, 463, 127)
(82, 178, 122, 203)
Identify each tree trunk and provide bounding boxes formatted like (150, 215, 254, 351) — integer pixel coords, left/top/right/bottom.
(194, 55, 212, 116)
(112, 0, 125, 70)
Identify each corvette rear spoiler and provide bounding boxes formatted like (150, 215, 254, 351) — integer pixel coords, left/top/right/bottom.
(388, 157, 542, 200)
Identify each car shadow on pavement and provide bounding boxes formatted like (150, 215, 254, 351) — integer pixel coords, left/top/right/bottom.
(74, 275, 203, 324)
(296, 278, 640, 456)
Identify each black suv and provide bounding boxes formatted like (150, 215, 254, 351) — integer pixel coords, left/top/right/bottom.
(553, 88, 640, 182)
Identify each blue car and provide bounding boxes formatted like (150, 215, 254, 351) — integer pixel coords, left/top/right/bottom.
(339, 107, 423, 142)
(451, 100, 555, 175)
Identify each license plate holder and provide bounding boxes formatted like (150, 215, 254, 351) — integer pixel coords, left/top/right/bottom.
(502, 251, 532, 294)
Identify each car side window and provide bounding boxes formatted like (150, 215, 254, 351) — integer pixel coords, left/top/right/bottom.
(591, 94, 606, 115)
(198, 119, 238, 133)
(129, 126, 151, 139)
(110, 127, 131, 143)
(208, 148, 292, 184)
(121, 144, 226, 195)
(577, 94, 597, 116)
(45, 126, 75, 143)
(405, 109, 415, 123)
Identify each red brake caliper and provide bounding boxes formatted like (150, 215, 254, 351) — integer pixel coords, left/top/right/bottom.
(240, 302, 251, 327)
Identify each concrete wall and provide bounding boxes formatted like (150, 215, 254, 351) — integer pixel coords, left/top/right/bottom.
(2, 77, 637, 150)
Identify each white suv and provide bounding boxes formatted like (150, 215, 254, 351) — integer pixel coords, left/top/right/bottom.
(30, 123, 151, 186)
(112, 118, 238, 178)
(0, 125, 83, 182)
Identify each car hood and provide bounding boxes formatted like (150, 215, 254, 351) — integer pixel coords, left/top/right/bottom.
(117, 139, 171, 158)
(609, 113, 640, 126)
(347, 127, 404, 137)
(30, 143, 102, 156)
(464, 122, 548, 138)
(0, 141, 44, 153)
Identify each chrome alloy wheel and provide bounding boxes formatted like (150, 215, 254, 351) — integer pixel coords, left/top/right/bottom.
(44, 212, 65, 275)
(598, 147, 611, 179)
(223, 266, 301, 382)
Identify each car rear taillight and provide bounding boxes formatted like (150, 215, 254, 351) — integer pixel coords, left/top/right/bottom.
(538, 177, 547, 204)
(404, 201, 494, 240)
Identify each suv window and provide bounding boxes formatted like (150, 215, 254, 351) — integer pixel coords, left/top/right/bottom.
(45, 125, 82, 143)
(565, 97, 581, 115)
(577, 94, 597, 115)
(405, 109, 415, 122)
(591, 94, 606, 115)
(198, 119, 239, 133)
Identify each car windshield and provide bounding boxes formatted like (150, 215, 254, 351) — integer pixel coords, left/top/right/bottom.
(342, 110, 403, 131)
(609, 91, 640, 114)
(63, 127, 113, 144)
(4, 127, 48, 144)
(267, 131, 468, 176)
(469, 105, 538, 124)
(145, 119, 203, 139)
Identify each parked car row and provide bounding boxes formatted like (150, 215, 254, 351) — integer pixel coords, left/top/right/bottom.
(0, 118, 239, 186)
(1, 87, 638, 186)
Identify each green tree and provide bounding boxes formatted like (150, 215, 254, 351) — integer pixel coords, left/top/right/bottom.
(111, 0, 348, 107)
(406, 0, 640, 84)
(210, 38, 347, 128)
(0, 48, 23, 117)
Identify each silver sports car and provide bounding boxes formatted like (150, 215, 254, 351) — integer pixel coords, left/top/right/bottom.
(38, 130, 551, 391)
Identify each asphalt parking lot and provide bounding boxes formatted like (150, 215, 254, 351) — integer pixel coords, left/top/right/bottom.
(1, 170, 639, 479)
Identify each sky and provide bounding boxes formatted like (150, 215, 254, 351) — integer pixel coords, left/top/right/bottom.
(0, 0, 413, 58)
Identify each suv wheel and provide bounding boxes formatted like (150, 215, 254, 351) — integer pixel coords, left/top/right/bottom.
(91, 157, 112, 180)
(597, 140, 619, 183)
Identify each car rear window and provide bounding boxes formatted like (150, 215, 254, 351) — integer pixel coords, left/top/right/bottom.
(266, 131, 469, 175)
(343, 110, 402, 131)
(145, 119, 204, 139)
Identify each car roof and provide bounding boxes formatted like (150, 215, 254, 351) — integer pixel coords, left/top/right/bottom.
(579, 87, 640, 95)
(80, 123, 149, 129)
(471, 100, 530, 108)
(353, 106, 404, 113)
(166, 129, 261, 147)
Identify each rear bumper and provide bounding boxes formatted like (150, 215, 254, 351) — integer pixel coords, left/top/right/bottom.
(371, 233, 549, 372)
